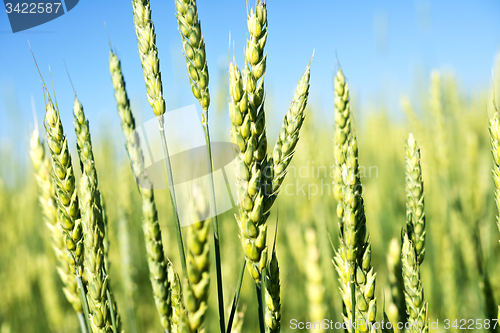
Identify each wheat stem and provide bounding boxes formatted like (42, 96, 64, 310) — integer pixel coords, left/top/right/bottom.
(173, 5, 225, 322)
(76, 275, 92, 333)
(109, 49, 172, 331)
(227, 257, 246, 333)
(158, 116, 188, 277)
(133, 0, 188, 278)
(202, 123, 226, 333)
(256, 282, 265, 333)
(78, 312, 89, 333)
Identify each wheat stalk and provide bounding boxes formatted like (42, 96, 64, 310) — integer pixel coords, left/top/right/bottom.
(333, 68, 353, 219)
(401, 232, 428, 333)
(30, 128, 83, 314)
(229, 57, 268, 283)
(42, 90, 93, 332)
(44, 95, 84, 276)
(79, 172, 113, 333)
(332, 68, 377, 332)
(488, 101, 500, 322)
(133, 0, 188, 281)
(73, 97, 121, 333)
(228, 0, 270, 284)
(132, 0, 165, 118)
(174, 2, 226, 329)
(405, 133, 426, 265)
(109, 49, 172, 332)
(109, 49, 171, 329)
(174, 0, 209, 118)
(230, 305, 246, 333)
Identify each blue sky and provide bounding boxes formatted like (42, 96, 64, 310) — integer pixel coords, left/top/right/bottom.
(1, 0, 500, 160)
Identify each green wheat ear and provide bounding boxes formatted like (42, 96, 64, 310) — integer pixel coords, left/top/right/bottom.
(184, 187, 210, 331)
(132, 0, 165, 117)
(332, 67, 377, 332)
(264, 247, 280, 333)
(30, 128, 82, 314)
(489, 102, 500, 236)
(228, 57, 268, 283)
(267, 55, 313, 209)
(175, 0, 210, 120)
(73, 97, 122, 333)
(401, 231, 428, 333)
(333, 67, 353, 219)
(44, 94, 84, 277)
(109, 49, 172, 331)
(405, 133, 426, 265)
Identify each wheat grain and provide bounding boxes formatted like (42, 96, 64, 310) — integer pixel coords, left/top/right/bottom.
(232, 0, 270, 283)
(333, 68, 352, 219)
(109, 49, 172, 332)
(184, 187, 210, 332)
(133, 0, 188, 281)
(228, 0, 270, 283)
(169, 263, 182, 333)
(401, 232, 428, 333)
(174, 2, 226, 331)
(405, 133, 426, 265)
(267, 58, 312, 209)
(132, 0, 165, 117)
(174, 0, 209, 119)
(30, 128, 83, 314)
(79, 172, 112, 333)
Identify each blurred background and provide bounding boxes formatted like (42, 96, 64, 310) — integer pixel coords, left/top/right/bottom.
(1, 0, 500, 332)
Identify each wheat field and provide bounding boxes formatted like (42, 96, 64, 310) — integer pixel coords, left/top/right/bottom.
(1, 1, 500, 333)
